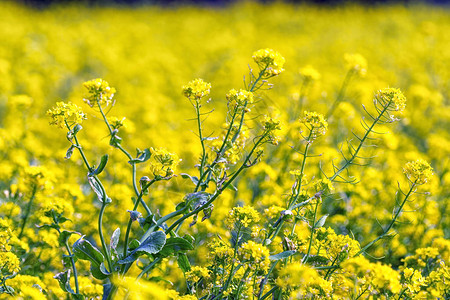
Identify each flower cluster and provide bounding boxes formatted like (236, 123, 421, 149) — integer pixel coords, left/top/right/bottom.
(300, 111, 328, 138)
(226, 89, 254, 107)
(185, 266, 210, 282)
(375, 87, 407, 112)
(47, 101, 86, 128)
(239, 241, 270, 272)
(226, 205, 260, 228)
(344, 53, 367, 77)
(252, 48, 285, 77)
(182, 78, 211, 100)
(83, 78, 116, 107)
(403, 159, 434, 185)
(0, 219, 21, 275)
(149, 148, 180, 177)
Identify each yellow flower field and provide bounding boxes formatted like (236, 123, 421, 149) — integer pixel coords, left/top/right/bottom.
(0, 1, 449, 299)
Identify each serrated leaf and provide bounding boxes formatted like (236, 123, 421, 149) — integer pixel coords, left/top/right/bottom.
(269, 250, 297, 261)
(118, 231, 166, 264)
(314, 214, 329, 229)
(158, 236, 195, 257)
(110, 228, 120, 251)
(177, 253, 191, 273)
(88, 154, 109, 177)
(128, 148, 151, 164)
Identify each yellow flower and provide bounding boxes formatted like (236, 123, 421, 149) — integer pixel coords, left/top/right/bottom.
(403, 159, 433, 185)
(252, 48, 285, 77)
(226, 205, 260, 228)
(300, 111, 328, 138)
(185, 266, 210, 282)
(226, 89, 254, 106)
(83, 78, 116, 107)
(149, 147, 180, 177)
(47, 101, 86, 128)
(239, 241, 270, 273)
(112, 276, 169, 300)
(375, 87, 407, 112)
(182, 78, 211, 100)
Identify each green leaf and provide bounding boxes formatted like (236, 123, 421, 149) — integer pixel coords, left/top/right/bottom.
(88, 154, 109, 177)
(110, 228, 120, 251)
(306, 255, 329, 265)
(65, 145, 76, 159)
(128, 148, 151, 164)
(269, 250, 297, 261)
(72, 237, 105, 279)
(118, 231, 166, 264)
(54, 269, 74, 294)
(290, 199, 310, 210)
(177, 253, 191, 273)
(59, 230, 80, 246)
(180, 173, 199, 186)
(314, 214, 329, 229)
(87, 177, 110, 203)
(158, 236, 195, 257)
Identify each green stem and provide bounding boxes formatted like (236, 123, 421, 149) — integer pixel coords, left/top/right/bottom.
(257, 261, 278, 299)
(166, 132, 269, 235)
(18, 185, 37, 239)
(194, 66, 267, 192)
(355, 182, 416, 257)
(195, 100, 207, 189)
(58, 228, 80, 294)
(136, 257, 162, 280)
(96, 101, 151, 215)
(99, 201, 113, 273)
(260, 287, 278, 300)
(302, 200, 320, 263)
(330, 100, 391, 182)
(121, 181, 155, 273)
(234, 267, 251, 298)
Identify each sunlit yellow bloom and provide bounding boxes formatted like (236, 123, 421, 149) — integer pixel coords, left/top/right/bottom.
(83, 78, 116, 107)
(375, 87, 407, 112)
(300, 111, 328, 138)
(239, 241, 270, 273)
(403, 159, 433, 185)
(252, 48, 285, 77)
(185, 266, 210, 282)
(182, 78, 211, 100)
(226, 89, 254, 106)
(47, 101, 86, 128)
(226, 205, 260, 228)
(112, 276, 169, 300)
(149, 147, 180, 177)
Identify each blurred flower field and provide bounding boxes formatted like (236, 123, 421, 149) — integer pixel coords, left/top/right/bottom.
(0, 1, 449, 299)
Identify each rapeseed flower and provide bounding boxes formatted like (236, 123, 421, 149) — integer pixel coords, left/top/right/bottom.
(252, 48, 285, 77)
(403, 159, 434, 185)
(47, 101, 86, 128)
(182, 78, 211, 100)
(83, 78, 116, 107)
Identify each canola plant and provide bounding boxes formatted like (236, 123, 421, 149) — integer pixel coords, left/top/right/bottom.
(0, 2, 449, 299)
